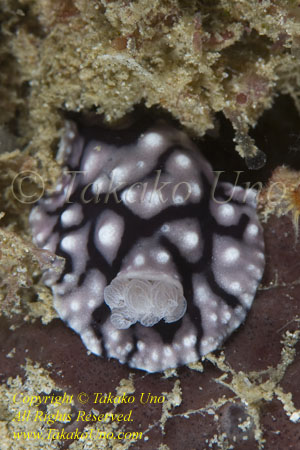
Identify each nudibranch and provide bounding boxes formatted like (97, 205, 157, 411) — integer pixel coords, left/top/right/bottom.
(30, 118, 265, 372)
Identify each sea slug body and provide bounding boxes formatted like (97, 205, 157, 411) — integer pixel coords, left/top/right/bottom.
(30, 118, 265, 372)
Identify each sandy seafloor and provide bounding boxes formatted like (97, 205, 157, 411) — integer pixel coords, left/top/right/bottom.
(1, 1, 300, 449)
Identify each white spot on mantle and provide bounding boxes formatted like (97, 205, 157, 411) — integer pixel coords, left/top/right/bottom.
(222, 247, 240, 263)
(247, 224, 259, 237)
(183, 231, 199, 249)
(98, 223, 118, 246)
(175, 154, 191, 168)
(134, 255, 145, 266)
(219, 204, 234, 219)
(142, 132, 164, 149)
(156, 251, 169, 264)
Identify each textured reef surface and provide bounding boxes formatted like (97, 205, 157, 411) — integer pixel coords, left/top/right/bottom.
(30, 119, 264, 372)
(1, 0, 300, 175)
(1, 0, 300, 447)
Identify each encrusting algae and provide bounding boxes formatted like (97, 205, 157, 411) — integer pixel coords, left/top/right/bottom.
(259, 166, 300, 241)
(1, 0, 300, 169)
